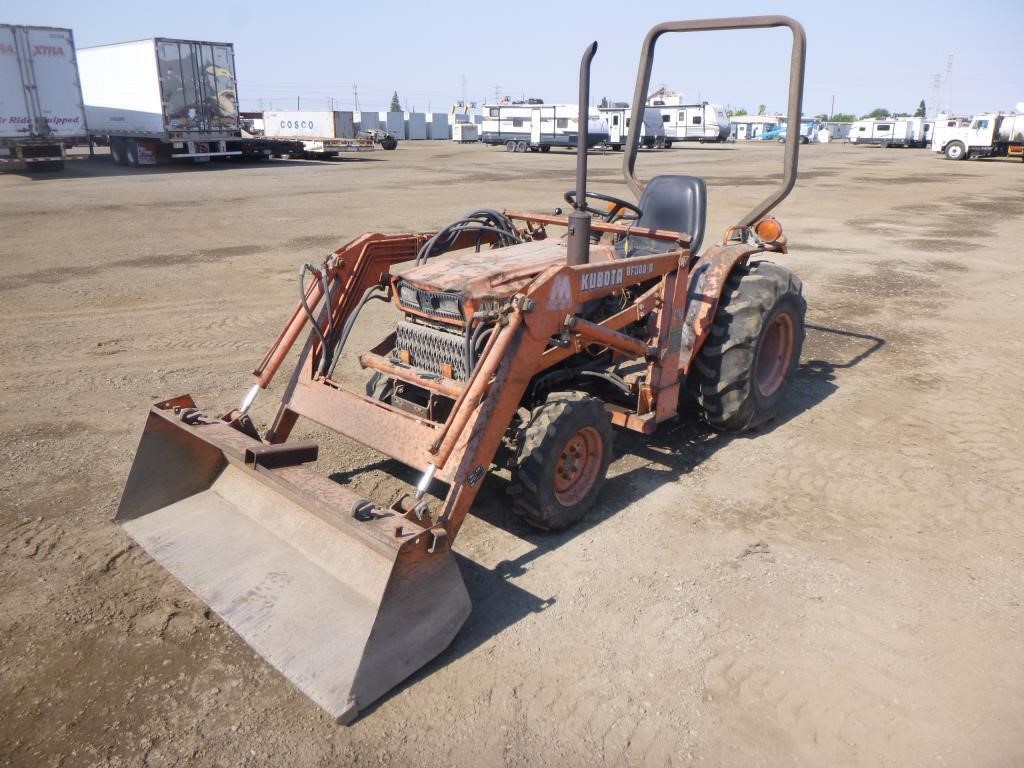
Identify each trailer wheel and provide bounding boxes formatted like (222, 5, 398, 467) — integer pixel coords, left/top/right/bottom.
(505, 140, 517, 152)
(688, 261, 806, 433)
(509, 392, 614, 530)
(124, 139, 140, 167)
(944, 141, 966, 160)
(380, 135, 398, 150)
(516, 141, 529, 153)
(540, 145, 551, 153)
(110, 138, 126, 166)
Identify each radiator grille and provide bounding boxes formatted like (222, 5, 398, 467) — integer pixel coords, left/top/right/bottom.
(396, 281, 464, 321)
(394, 321, 468, 380)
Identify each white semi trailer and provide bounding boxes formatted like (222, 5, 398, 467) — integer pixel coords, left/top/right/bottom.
(0, 24, 88, 171)
(78, 37, 260, 166)
(933, 111, 1024, 161)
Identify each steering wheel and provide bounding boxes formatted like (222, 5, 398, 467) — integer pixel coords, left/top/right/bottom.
(563, 190, 642, 223)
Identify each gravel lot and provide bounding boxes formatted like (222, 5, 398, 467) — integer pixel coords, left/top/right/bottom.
(1, 140, 1022, 767)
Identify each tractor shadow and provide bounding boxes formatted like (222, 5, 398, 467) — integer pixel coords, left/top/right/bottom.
(353, 322, 884, 721)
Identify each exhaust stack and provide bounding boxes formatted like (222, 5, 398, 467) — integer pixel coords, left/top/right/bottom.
(567, 41, 598, 267)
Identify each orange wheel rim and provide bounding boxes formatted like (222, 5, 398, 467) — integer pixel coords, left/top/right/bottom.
(756, 312, 795, 397)
(553, 426, 603, 506)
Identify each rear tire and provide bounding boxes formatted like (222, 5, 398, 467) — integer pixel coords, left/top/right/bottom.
(540, 145, 551, 153)
(509, 392, 614, 530)
(380, 135, 397, 150)
(110, 138, 126, 166)
(124, 139, 140, 167)
(505, 140, 517, 152)
(689, 261, 806, 432)
(516, 140, 529, 153)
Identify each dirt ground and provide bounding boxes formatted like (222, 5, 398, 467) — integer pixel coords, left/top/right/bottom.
(1, 139, 1022, 768)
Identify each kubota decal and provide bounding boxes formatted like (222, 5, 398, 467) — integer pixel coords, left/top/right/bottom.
(580, 268, 624, 292)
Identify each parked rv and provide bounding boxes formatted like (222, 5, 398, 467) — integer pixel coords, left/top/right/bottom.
(0, 24, 88, 171)
(848, 117, 931, 148)
(933, 112, 1024, 161)
(480, 102, 609, 152)
(597, 105, 664, 150)
(79, 38, 259, 165)
(654, 102, 730, 144)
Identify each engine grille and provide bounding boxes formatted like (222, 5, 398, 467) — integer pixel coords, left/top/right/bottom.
(394, 320, 469, 381)
(396, 281, 464, 322)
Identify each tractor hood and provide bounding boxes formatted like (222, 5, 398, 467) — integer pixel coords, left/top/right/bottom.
(393, 239, 617, 322)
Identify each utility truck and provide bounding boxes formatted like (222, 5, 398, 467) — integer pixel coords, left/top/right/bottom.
(78, 37, 255, 166)
(933, 111, 1024, 161)
(0, 24, 87, 171)
(480, 101, 609, 152)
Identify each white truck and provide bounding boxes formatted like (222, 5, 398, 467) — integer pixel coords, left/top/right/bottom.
(262, 110, 397, 156)
(78, 37, 259, 166)
(480, 101, 609, 152)
(933, 111, 1024, 161)
(0, 24, 88, 171)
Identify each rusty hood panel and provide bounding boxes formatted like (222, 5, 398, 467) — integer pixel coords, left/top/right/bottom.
(395, 240, 616, 299)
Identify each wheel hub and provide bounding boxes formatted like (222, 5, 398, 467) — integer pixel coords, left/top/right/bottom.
(554, 427, 603, 505)
(756, 311, 795, 398)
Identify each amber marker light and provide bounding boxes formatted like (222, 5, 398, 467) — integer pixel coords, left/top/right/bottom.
(755, 217, 783, 242)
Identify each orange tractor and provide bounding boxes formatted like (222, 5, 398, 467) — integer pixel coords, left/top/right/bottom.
(116, 16, 807, 723)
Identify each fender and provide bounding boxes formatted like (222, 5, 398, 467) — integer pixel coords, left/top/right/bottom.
(678, 240, 783, 374)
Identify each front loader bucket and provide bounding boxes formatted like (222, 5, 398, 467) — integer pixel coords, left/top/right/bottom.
(115, 396, 471, 724)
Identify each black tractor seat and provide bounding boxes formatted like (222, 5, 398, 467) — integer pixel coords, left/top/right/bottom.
(616, 174, 707, 258)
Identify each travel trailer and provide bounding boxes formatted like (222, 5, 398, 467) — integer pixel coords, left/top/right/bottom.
(480, 101, 608, 152)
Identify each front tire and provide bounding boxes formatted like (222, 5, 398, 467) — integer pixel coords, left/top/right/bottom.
(944, 141, 966, 160)
(509, 392, 614, 530)
(689, 261, 806, 432)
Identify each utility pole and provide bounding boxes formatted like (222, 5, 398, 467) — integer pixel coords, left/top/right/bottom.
(494, 84, 502, 103)
(353, 84, 360, 112)
(930, 74, 941, 118)
(945, 54, 954, 114)
(297, 95, 301, 110)
(830, 94, 835, 119)
(461, 73, 467, 105)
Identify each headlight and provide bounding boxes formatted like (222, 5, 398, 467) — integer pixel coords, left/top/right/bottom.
(398, 282, 419, 308)
(435, 295, 461, 316)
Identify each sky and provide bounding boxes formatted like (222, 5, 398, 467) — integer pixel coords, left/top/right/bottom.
(6, 0, 1023, 118)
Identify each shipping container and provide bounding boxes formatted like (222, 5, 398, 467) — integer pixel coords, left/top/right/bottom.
(0, 24, 87, 171)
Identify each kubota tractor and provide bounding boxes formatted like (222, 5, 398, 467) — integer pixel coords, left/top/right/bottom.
(115, 15, 808, 723)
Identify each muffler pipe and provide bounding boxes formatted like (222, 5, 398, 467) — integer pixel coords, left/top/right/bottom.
(567, 41, 598, 267)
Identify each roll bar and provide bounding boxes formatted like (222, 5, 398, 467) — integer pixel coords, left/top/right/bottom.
(622, 16, 807, 227)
